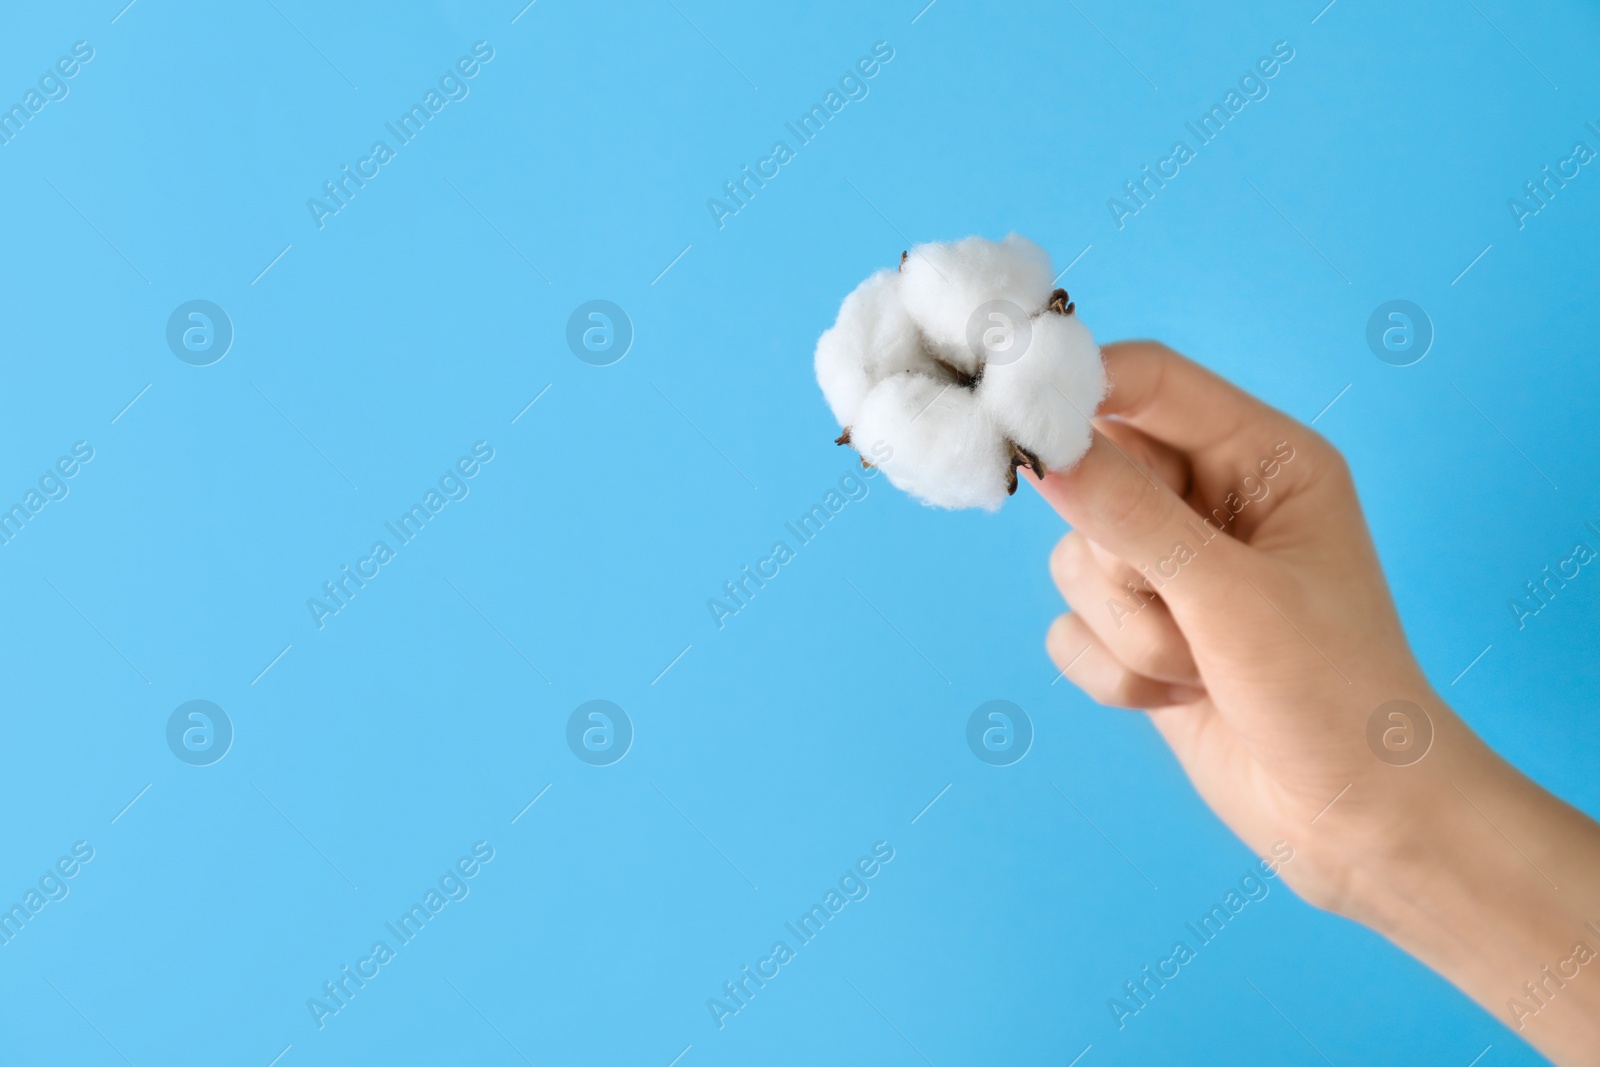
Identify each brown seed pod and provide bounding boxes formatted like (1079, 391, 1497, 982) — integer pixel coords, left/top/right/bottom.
(1003, 440, 1047, 495)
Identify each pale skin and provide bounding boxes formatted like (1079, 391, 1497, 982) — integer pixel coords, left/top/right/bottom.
(1033, 342, 1600, 1065)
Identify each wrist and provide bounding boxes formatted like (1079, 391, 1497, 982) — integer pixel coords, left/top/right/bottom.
(1337, 706, 1523, 929)
(1272, 695, 1508, 921)
(1325, 701, 1600, 1058)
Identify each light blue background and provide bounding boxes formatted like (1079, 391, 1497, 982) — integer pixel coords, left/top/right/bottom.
(1, 1, 1596, 1064)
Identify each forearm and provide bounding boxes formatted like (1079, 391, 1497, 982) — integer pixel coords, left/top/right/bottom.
(1341, 708, 1600, 1064)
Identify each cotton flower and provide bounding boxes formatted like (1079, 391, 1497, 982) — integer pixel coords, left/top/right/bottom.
(814, 235, 1106, 510)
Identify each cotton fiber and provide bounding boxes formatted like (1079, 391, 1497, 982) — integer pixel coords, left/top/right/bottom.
(815, 235, 1106, 510)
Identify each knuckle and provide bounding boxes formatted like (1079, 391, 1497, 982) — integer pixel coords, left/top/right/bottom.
(1297, 427, 1352, 483)
(1127, 633, 1193, 684)
(1049, 534, 1088, 590)
(1142, 340, 1183, 364)
(1096, 466, 1170, 533)
(1115, 627, 1164, 673)
(1045, 614, 1080, 663)
(1093, 668, 1149, 710)
(1323, 443, 1353, 487)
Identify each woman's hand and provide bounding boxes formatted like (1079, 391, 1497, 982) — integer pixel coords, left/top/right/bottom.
(1034, 341, 1600, 1065)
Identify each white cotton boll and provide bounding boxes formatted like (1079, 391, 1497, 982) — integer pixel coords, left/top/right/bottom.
(898, 234, 1055, 359)
(813, 269, 930, 427)
(977, 312, 1106, 471)
(813, 235, 1106, 511)
(851, 374, 1013, 511)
